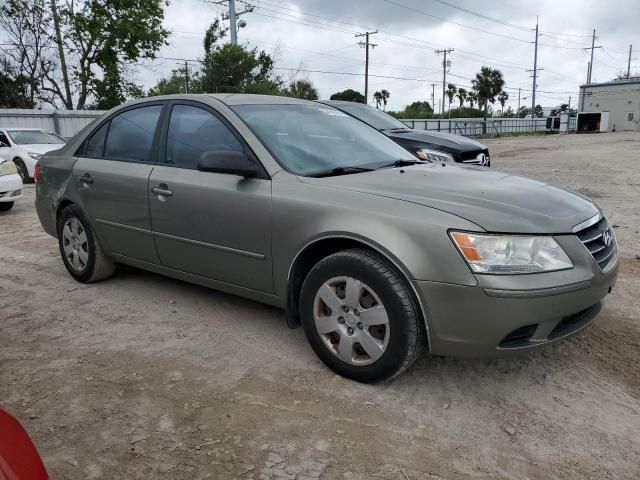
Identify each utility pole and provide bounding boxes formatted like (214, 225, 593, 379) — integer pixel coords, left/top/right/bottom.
(214, 0, 254, 45)
(584, 29, 602, 84)
(184, 61, 190, 93)
(431, 83, 436, 112)
(435, 48, 454, 114)
(356, 30, 378, 105)
(530, 20, 539, 120)
(517, 87, 521, 114)
(628, 44, 633, 79)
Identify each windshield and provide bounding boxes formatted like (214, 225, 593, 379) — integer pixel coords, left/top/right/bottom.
(7, 130, 67, 145)
(331, 103, 409, 131)
(232, 104, 416, 176)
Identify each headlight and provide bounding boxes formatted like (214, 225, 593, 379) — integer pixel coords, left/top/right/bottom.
(450, 232, 573, 274)
(415, 148, 454, 162)
(0, 161, 18, 177)
(28, 152, 43, 160)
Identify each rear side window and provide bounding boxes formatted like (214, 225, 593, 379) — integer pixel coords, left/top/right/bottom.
(165, 105, 243, 169)
(104, 105, 162, 162)
(84, 122, 109, 158)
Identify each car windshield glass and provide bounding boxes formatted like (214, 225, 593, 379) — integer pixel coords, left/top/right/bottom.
(332, 103, 408, 130)
(7, 130, 67, 145)
(232, 104, 416, 176)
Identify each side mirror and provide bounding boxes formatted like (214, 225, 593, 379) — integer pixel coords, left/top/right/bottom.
(0, 141, 9, 148)
(197, 151, 257, 177)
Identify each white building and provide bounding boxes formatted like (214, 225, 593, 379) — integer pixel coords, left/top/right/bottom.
(578, 78, 640, 131)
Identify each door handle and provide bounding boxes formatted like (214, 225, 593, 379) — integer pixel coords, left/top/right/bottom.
(79, 173, 93, 184)
(151, 184, 173, 197)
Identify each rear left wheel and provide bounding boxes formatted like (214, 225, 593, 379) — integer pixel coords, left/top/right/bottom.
(57, 205, 115, 283)
(300, 248, 426, 383)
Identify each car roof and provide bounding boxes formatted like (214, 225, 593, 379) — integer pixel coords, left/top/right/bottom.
(208, 93, 313, 106)
(1, 127, 48, 131)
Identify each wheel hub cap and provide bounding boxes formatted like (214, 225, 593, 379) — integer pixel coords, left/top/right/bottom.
(313, 276, 390, 366)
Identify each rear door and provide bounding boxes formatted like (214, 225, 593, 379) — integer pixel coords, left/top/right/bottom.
(73, 103, 165, 263)
(149, 102, 273, 293)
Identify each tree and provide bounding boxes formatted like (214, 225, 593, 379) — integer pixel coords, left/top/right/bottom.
(148, 67, 203, 96)
(37, 0, 170, 109)
(517, 106, 529, 118)
(380, 89, 390, 110)
(201, 18, 281, 94)
(471, 66, 505, 122)
(445, 83, 457, 115)
(534, 104, 544, 118)
(0, 0, 54, 107)
(392, 100, 433, 118)
(456, 87, 467, 108)
(497, 91, 509, 115)
(0, 69, 37, 108)
(467, 90, 477, 109)
(285, 79, 319, 100)
(330, 89, 365, 103)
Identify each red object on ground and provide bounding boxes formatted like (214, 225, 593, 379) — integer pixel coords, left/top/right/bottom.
(0, 408, 48, 480)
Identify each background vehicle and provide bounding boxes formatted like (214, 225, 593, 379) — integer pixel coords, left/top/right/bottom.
(319, 100, 491, 166)
(0, 407, 48, 479)
(35, 95, 617, 383)
(0, 128, 67, 183)
(0, 159, 23, 212)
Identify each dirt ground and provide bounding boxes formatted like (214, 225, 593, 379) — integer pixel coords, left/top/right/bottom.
(1, 131, 639, 479)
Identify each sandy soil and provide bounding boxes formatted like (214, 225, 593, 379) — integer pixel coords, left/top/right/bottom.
(1, 131, 639, 479)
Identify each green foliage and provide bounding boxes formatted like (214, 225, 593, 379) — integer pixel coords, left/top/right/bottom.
(329, 89, 365, 103)
(284, 79, 319, 100)
(373, 89, 390, 110)
(456, 87, 467, 108)
(201, 19, 281, 94)
(497, 90, 509, 113)
(0, 69, 37, 108)
(445, 83, 457, 109)
(148, 67, 204, 96)
(389, 101, 433, 118)
(471, 66, 505, 120)
(61, 0, 170, 109)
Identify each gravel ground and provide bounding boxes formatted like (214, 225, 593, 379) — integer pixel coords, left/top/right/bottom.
(1, 131, 639, 479)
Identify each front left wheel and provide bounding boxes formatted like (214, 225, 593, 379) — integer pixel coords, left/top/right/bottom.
(300, 248, 426, 383)
(57, 205, 115, 283)
(0, 202, 14, 211)
(14, 159, 32, 184)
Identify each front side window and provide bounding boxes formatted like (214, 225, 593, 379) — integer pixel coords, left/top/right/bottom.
(232, 104, 416, 176)
(165, 105, 243, 169)
(104, 105, 162, 162)
(0, 133, 9, 146)
(7, 130, 66, 145)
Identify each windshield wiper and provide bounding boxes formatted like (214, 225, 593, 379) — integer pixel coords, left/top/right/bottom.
(377, 159, 424, 169)
(307, 166, 375, 178)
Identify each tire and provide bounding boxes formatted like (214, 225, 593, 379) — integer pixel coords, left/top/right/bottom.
(300, 248, 426, 383)
(57, 204, 115, 283)
(14, 159, 32, 184)
(0, 202, 14, 211)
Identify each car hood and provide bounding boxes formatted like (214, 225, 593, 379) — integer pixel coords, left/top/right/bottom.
(17, 143, 66, 154)
(300, 164, 599, 233)
(384, 129, 486, 151)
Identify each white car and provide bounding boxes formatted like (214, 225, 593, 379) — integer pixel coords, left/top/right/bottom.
(0, 128, 67, 183)
(0, 159, 23, 211)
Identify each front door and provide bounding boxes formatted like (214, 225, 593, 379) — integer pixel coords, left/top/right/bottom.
(149, 103, 273, 293)
(73, 103, 164, 263)
(0, 132, 11, 160)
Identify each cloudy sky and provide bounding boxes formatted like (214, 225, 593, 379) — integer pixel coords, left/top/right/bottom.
(139, 0, 639, 112)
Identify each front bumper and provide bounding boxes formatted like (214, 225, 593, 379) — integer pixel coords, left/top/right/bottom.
(0, 173, 23, 202)
(416, 235, 619, 357)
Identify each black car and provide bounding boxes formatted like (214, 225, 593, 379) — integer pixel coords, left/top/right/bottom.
(319, 100, 490, 167)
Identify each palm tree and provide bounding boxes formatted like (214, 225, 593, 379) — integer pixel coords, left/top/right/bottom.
(471, 66, 505, 122)
(456, 87, 467, 109)
(373, 91, 383, 109)
(467, 90, 477, 109)
(286, 79, 319, 100)
(380, 89, 390, 111)
(497, 91, 509, 115)
(445, 83, 457, 115)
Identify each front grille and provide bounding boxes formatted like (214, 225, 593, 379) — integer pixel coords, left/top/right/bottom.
(456, 148, 490, 165)
(574, 216, 617, 271)
(549, 302, 602, 340)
